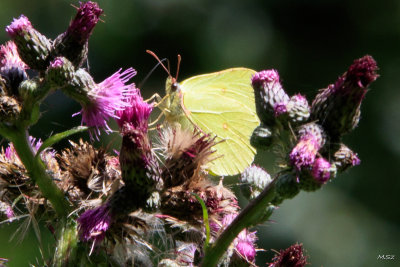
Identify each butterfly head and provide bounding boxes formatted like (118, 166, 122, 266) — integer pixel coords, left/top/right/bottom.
(146, 50, 182, 96)
(166, 76, 181, 95)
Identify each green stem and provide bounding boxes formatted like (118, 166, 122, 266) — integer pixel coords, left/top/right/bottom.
(10, 128, 70, 217)
(200, 179, 277, 267)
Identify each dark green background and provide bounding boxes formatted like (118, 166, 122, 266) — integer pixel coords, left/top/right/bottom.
(0, 0, 399, 266)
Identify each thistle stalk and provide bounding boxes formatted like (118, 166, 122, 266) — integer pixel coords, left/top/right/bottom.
(200, 178, 277, 266)
(7, 128, 70, 217)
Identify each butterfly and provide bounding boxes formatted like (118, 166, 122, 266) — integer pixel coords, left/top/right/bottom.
(148, 51, 260, 176)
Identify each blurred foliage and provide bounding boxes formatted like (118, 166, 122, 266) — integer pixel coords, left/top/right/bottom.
(0, 0, 399, 266)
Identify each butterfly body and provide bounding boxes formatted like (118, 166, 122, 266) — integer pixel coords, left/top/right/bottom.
(160, 67, 259, 176)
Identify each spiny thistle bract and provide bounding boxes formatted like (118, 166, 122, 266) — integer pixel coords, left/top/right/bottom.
(0, 1, 379, 266)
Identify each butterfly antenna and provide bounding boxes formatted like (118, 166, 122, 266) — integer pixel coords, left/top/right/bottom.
(167, 58, 171, 75)
(138, 58, 168, 89)
(146, 50, 170, 76)
(176, 54, 181, 81)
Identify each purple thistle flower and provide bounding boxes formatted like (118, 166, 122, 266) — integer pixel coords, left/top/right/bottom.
(67, 1, 103, 44)
(52, 1, 103, 67)
(4, 144, 15, 161)
(115, 88, 153, 131)
(236, 229, 257, 262)
(5, 15, 32, 38)
(352, 154, 361, 166)
(76, 68, 136, 138)
(331, 55, 378, 102)
(344, 55, 378, 89)
(49, 57, 64, 69)
(0, 41, 28, 92)
(114, 86, 159, 203)
(0, 201, 14, 222)
(77, 204, 112, 243)
(220, 213, 257, 262)
(0, 41, 27, 71)
(4, 136, 41, 161)
(5, 206, 14, 220)
(5, 14, 52, 71)
(290, 134, 321, 171)
(274, 102, 287, 117)
(29, 136, 42, 153)
(311, 55, 379, 138)
(251, 69, 290, 125)
(251, 69, 280, 87)
(311, 157, 332, 184)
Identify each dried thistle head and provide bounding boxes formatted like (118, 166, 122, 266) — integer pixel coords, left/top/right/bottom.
(158, 126, 217, 188)
(106, 211, 165, 264)
(160, 178, 239, 246)
(0, 143, 35, 201)
(57, 139, 120, 202)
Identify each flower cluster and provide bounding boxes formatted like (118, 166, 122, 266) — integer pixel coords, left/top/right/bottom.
(2, 2, 133, 139)
(250, 55, 378, 200)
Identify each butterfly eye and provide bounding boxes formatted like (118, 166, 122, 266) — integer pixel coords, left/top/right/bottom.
(171, 82, 180, 92)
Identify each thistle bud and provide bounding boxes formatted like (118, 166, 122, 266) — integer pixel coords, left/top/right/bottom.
(273, 173, 300, 204)
(274, 102, 287, 117)
(297, 122, 326, 146)
(46, 57, 75, 87)
(286, 94, 310, 124)
(289, 123, 325, 172)
(331, 143, 361, 172)
(18, 78, 40, 102)
(250, 124, 273, 149)
(6, 15, 52, 71)
(116, 89, 160, 212)
(311, 157, 334, 184)
(53, 2, 103, 67)
(311, 55, 378, 139)
(252, 69, 290, 125)
(0, 41, 28, 94)
(240, 165, 272, 200)
(63, 68, 94, 103)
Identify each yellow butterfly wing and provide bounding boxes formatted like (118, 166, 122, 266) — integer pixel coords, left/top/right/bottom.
(180, 68, 259, 176)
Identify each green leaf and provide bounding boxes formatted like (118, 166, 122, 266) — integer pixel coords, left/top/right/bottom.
(35, 126, 88, 157)
(191, 192, 210, 252)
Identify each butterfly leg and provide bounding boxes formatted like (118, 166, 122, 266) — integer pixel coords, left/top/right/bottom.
(146, 93, 170, 108)
(144, 93, 161, 103)
(148, 111, 165, 127)
(149, 124, 164, 131)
